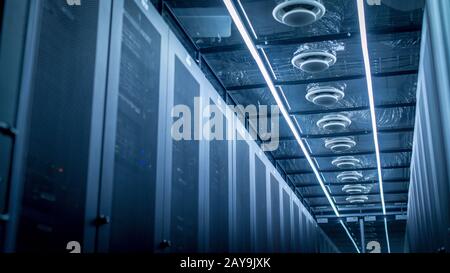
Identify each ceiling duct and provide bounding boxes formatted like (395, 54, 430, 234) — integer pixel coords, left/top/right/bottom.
(305, 84, 345, 107)
(332, 156, 361, 169)
(317, 113, 351, 131)
(342, 184, 371, 194)
(292, 49, 337, 73)
(337, 171, 364, 183)
(325, 137, 356, 153)
(272, 0, 326, 27)
(346, 195, 369, 204)
(176, 8, 232, 38)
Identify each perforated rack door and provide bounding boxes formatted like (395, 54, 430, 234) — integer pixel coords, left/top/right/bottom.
(16, 0, 110, 252)
(254, 153, 268, 252)
(97, 0, 169, 253)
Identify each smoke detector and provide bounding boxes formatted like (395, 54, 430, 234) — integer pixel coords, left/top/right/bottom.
(292, 50, 337, 73)
(332, 156, 361, 169)
(272, 0, 326, 27)
(324, 137, 356, 153)
(342, 184, 370, 194)
(317, 114, 351, 131)
(346, 195, 369, 204)
(337, 171, 364, 183)
(305, 85, 345, 107)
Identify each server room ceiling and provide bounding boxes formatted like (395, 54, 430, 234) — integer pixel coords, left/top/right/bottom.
(162, 0, 424, 252)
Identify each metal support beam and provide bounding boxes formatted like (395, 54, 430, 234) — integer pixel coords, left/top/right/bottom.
(313, 205, 408, 214)
(290, 102, 416, 116)
(254, 102, 416, 120)
(288, 165, 410, 175)
(199, 25, 422, 54)
(360, 218, 366, 253)
(296, 178, 409, 188)
(317, 211, 405, 219)
(266, 127, 414, 144)
(303, 190, 408, 199)
(274, 148, 412, 161)
(316, 213, 407, 224)
(311, 201, 407, 208)
(227, 69, 418, 91)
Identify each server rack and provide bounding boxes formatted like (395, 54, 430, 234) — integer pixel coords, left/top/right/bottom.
(267, 174, 279, 252)
(231, 119, 252, 252)
(0, 0, 30, 251)
(253, 151, 269, 253)
(204, 80, 233, 253)
(159, 29, 209, 253)
(292, 198, 302, 253)
(406, 1, 450, 252)
(5, 0, 111, 253)
(280, 184, 292, 252)
(97, 0, 168, 253)
(301, 207, 316, 253)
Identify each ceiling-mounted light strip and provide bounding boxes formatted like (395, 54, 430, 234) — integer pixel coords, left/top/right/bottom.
(356, 0, 386, 214)
(356, 0, 390, 252)
(237, 0, 258, 39)
(222, 0, 340, 219)
(384, 217, 391, 253)
(262, 49, 278, 80)
(340, 220, 361, 253)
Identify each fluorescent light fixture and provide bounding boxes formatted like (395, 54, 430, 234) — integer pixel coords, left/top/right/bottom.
(356, 0, 386, 214)
(223, 0, 340, 219)
(356, 0, 390, 252)
(262, 49, 278, 80)
(340, 220, 361, 253)
(279, 87, 292, 110)
(384, 217, 391, 253)
(236, 0, 258, 39)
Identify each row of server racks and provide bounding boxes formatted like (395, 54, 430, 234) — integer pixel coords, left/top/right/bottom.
(405, 1, 450, 253)
(0, 0, 339, 253)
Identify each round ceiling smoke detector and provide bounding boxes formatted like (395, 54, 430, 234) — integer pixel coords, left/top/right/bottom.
(337, 171, 364, 183)
(346, 195, 369, 204)
(332, 156, 361, 169)
(342, 184, 370, 194)
(305, 85, 345, 107)
(292, 50, 337, 73)
(317, 114, 351, 131)
(324, 137, 356, 153)
(272, 0, 326, 27)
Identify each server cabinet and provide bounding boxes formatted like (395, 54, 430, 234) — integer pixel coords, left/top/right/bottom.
(205, 84, 232, 253)
(306, 218, 315, 252)
(159, 30, 207, 253)
(269, 173, 281, 252)
(253, 152, 268, 252)
(97, 0, 167, 252)
(281, 187, 292, 252)
(300, 207, 311, 253)
(311, 222, 319, 253)
(232, 124, 252, 253)
(0, 0, 30, 251)
(292, 199, 302, 253)
(14, 0, 111, 252)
